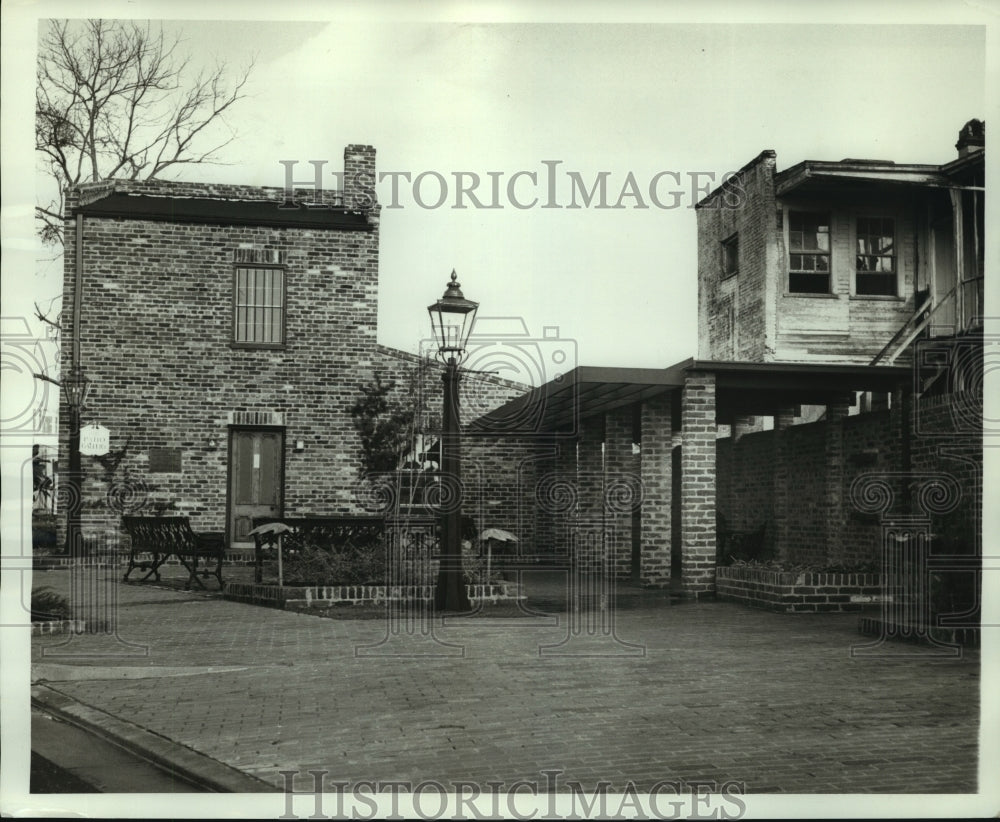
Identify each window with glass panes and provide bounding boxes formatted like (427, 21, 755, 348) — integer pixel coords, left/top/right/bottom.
(855, 217, 896, 296)
(788, 212, 831, 293)
(233, 266, 285, 345)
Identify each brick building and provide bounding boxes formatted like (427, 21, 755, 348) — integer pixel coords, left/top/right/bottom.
(59, 146, 526, 548)
(60, 127, 984, 604)
(697, 119, 984, 364)
(480, 121, 984, 601)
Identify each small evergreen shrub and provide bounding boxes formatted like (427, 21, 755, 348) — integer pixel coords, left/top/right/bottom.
(31, 586, 70, 622)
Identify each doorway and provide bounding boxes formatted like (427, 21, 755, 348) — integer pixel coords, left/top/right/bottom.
(228, 428, 283, 547)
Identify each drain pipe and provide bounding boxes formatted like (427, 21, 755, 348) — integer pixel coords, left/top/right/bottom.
(73, 212, 83, 369)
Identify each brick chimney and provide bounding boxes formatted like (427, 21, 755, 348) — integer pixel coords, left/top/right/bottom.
(955, 119, 984, 158)
(343, 144, 377, 211)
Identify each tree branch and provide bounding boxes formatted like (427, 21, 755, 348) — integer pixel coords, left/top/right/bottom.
(35, 19, 255, 246)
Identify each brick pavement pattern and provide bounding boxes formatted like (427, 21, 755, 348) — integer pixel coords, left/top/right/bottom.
(30, 569, 979, 794)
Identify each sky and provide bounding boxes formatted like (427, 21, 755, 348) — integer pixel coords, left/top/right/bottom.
(5, 6, 992, 380)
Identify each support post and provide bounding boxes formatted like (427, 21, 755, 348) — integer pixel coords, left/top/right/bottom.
(434, 360, 471, 612)
(680, 371, 717, 598)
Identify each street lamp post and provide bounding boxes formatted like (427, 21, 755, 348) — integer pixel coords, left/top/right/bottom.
(62, 365, 90, 558)
(427, 270, 478, 612)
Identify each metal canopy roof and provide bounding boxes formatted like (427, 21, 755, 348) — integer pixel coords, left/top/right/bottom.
(468, 358, 912, 434)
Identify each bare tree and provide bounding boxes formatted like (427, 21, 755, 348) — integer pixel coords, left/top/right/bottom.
(36, 19, 254, 245)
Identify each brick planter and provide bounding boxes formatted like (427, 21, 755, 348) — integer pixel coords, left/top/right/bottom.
(223, 580, 525, 609)
(31, 619, 87, 635)
(716, 566, 888, 613)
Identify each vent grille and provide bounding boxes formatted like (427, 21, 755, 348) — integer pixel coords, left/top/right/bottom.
(228, 410, 286, 427)
(233, 248, 286, 265)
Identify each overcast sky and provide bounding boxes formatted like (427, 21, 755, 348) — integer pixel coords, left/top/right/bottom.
(5, 5, 991, 379)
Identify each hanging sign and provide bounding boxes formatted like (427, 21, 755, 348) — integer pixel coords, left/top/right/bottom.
(79, 423, 111, 456)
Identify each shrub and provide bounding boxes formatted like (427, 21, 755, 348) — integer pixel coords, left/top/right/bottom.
(716, 513, 772, 565)
(32, 586, 70, 622)
(32, 513, 59, 555)
(279, 541, 388, 587)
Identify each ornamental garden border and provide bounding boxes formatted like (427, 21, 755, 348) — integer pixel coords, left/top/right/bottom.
(715, 566, 888, 613)
(222, 580, 525, 610)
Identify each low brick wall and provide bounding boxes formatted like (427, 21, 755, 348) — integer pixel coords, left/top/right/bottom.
(716, 566, 888, 613)
(31, 619, 87, 635)
(224, 580, 524, 608)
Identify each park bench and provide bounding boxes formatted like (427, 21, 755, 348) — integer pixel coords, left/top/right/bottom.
(121, 516, 225, 589)
(249, 516, 386, 583)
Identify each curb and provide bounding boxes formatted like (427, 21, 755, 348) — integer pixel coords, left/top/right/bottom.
(31, 684, 276, 793)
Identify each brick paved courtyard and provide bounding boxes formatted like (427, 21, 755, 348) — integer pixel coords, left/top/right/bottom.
(29, 568, 980, 797)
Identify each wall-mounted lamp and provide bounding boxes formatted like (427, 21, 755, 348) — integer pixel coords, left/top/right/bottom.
(294, 440, 305, 452)
(207, 438, 219, 450)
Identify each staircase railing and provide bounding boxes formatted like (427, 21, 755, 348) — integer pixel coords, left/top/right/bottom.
(870, 286, 957, 366)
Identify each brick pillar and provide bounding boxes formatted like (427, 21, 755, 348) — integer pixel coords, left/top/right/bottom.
(681, 372, 716, 598)
(604, 406, 635, 577)
(575, 414, 606, 574)
(772, 407, 796, 563)
(640, 394, 672, 587)
(824, 397, 852, 566)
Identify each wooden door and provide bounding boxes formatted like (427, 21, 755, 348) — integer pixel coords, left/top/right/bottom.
(229, 429, 283, 546)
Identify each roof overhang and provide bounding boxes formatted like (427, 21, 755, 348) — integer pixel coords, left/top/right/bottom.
(468, 363, 689, 435)
(75, 193, 372, 231)
(469, 358, 913, 434)
(775, 161, 952, 198)
(691, 359, 911, 419)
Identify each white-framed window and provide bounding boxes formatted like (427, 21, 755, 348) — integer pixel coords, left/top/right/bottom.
(788, 211, 831, 294)
(855, 216, 897, 296)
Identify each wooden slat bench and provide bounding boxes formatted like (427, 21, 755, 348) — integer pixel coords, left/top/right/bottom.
(121, 516, 225, 590)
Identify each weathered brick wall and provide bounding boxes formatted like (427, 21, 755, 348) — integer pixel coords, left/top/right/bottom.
(62, 216, 380, 536)
(909, 391, 982, 548)
(716, 428, 774, 535)
(58, 149, 535, 544)
(838, 410, 895, 567)
(696, 151, 777, 362)
(715, 396, 980, 572)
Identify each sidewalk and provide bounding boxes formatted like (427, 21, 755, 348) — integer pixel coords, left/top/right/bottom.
(28, 566, 979, 795)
